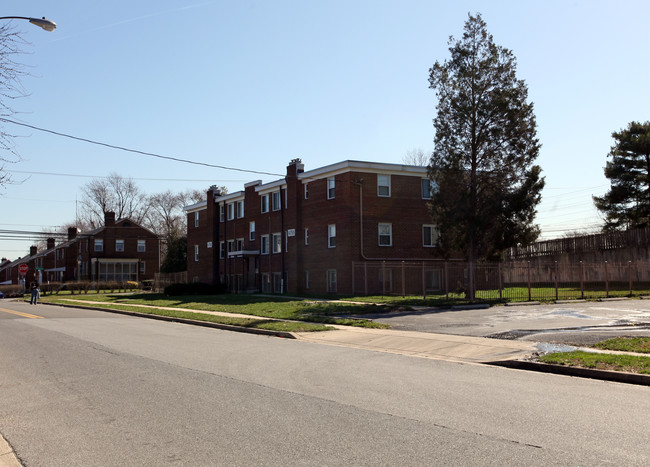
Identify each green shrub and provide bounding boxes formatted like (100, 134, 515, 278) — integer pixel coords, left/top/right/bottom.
(0, 284, 25, 297)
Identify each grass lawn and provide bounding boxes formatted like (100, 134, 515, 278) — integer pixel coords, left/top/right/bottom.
(38, 292, 391, 330)
(538, 337, 650, 375)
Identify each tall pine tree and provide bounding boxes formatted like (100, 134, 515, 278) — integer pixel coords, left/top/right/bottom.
(593, 121, 650, 231)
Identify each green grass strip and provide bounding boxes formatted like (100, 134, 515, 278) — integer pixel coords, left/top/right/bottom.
(592, 337, 650, 354)
(539, 351, 650, 375)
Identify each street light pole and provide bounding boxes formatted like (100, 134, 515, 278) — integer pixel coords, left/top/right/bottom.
(0, 16, 56, 32)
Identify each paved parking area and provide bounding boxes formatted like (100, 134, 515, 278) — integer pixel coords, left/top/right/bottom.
(357, 298, 650, 346)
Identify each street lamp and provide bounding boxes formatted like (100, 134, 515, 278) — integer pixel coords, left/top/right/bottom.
(0, 16, 56, 32)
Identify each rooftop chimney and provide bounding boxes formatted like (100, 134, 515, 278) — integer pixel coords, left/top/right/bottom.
(47, 238, 55, 250)
(30, 246, 37, 257)
(105, 211, 116, 227)
(68, 227, 78, 241)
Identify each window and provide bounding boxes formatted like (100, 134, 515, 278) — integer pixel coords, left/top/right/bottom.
(194, 211, 200, 227)
(304, 228, 309, 245)
(94, 239, 103, 252)
(328, 224, 336, 248)
(305, 270, 310, 289)
(377, 174, 391, 197)
(422, 179, 438, 199)
(249, 221, 256, 241)
(236, 200, 244, 218)
(137, 240, 146, 252)
(272, 233, 282, 253)
(236, 238, 244, 252)
(272, 191, 281, 211)
(139, 261, 146, 275)
(327, 177, 335, 199)
(261, 273, 271, 293)
(227, 239, 234, 253)
(423, 225, 439, 247)
(378, 223, 392, 246)
(304, 183, 309, 199)
(227, 203, 235, 220)
(327, 269, 337, 293)
(261, 235, 270, 254)
(261, 194, 269, 213)
(194, 244, 199, 262)
(273, 273, 283, 293)
(219, 241, 225, 259)
(116, 239, 124, 252)
(220, 205, 225, 222)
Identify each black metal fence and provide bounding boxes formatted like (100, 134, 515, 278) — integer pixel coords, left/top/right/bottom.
(351, 260, 650, 301)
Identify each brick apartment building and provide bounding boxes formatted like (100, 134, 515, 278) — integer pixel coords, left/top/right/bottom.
(185, 159, 445, 295)
(0, 212, 160, 286)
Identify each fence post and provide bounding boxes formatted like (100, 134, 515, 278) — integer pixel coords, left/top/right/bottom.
(528, 261, 532, 302)
(629, 261, 633, 296)
(401, 261, 405, 298)
(605, 261, 609, 298)
(444, 261, 449, 299)
(364, 262, 368, 296)
(554, 261, 559, 301)
(498, 262, 503, 301)
(580, 261, 584, 299)
(422, 261, 426, 299)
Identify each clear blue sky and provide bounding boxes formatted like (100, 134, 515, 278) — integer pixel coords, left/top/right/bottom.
(1, 0, 649, 259)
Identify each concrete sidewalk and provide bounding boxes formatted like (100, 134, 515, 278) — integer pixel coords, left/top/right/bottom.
(293, 327, 537, 363)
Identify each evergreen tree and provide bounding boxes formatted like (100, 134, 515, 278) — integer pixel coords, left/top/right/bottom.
(593, 121, 650, 231)
(428, 13, 544, 268)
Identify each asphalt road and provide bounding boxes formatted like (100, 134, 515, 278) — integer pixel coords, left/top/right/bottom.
(357, 298, 650, 346)
(1, 300, 650, 465)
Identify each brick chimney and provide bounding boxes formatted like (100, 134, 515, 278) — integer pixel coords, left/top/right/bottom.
(68, 227, 78, 241)
(105, 211, 116, 227)
(30, 246, 37, 257)
(47, 238, 55, 250)
(287, 158, 304, 178)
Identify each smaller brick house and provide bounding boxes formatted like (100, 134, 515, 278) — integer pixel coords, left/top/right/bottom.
(0, 212, 160, 285)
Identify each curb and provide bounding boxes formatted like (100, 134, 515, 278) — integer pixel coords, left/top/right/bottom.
(488, 360, 650, 386)
(0, 434, 21, 467)
(48, 302, 296, 339)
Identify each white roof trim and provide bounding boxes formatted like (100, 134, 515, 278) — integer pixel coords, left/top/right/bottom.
(183, 200, 207, 212)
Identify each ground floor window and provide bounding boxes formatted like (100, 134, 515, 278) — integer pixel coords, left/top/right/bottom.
(327, 269, 337, 293)
(273, 272, 283, 293)
(262, 273, 271, 293)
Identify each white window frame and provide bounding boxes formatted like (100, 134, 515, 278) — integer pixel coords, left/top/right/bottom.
(261, 235, 270, 255)
(261, 194, 269, 213)
(249, 221, 256, 241)
(137, 239, 146, 252)
(272, 191, 281, 211)
(377, 174, 391, 197)
(304, 227, 309, 245)
(378, 223, 392, 246)
(227, 239, 234, 253)
(423, 224, 439, 247)
(195, 211, 200, 228)
(219, 241, 225, 259)
(194, 244, 199, 262)
(220, 205, 225, 222)
(227, 203, 235, 221)
(422, 179, 437, 199)
(327, 269, 337, 293)
(139, 261, 146, 275)
(94, 239, 103, 252)
(236, 200, 244, 218)
(328, 224, 336, 248)
(272, 232, 282, 254)
(327, 177, 335, 199)
(115, 239, 125, 252)
(304, 183, 309, 200)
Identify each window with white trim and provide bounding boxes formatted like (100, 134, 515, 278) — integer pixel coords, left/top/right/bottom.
(304, 228, 309, 245)
(195, 211, 200, 227)
(261, 235, 270, 254)
(272, 233, 282, 253)
(219, 241, 225, 258)
(327, 177, 335, 199)
(220, 205, 225, 222)
(236, 238, 244, 252)
(272, 191, 281, 211)
(227, 239, 234, 253)
(377, 174, 391, 197)
(95, 239, 103, 252)
(139, 261, 146, 274)
(227, 203, 235, 221)
(115, 239, 124, 252)
(421, 179, 437, 199)
(137, 240, 146, 252)
(328, 224, 336, 248)
(304, 183, 309, 199)
(194, 244, 199, 262)
(261, 194, 269, 213)
(236, 200, 244, 218)
(378, 223, 392, 246)
(249, 221, 256, 241)
(327, 269, 337, 293)
(423, 225, 439, 247)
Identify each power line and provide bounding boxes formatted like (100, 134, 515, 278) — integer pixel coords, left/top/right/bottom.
(0, 118, 285, 178)
(8, 169, 250, 183)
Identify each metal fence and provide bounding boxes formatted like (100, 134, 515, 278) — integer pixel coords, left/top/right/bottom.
(154, 271, 187, 292)
(351, 260, 650, 301)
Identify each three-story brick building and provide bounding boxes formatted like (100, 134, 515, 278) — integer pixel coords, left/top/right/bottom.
(185, 159, 446, 295)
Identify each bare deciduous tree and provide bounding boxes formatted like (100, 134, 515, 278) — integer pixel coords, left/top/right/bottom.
(79, 173, 149, 228)
(402, 148, 429, 166)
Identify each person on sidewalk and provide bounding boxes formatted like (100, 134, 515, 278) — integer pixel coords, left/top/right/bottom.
(29, 280, 40, 305)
